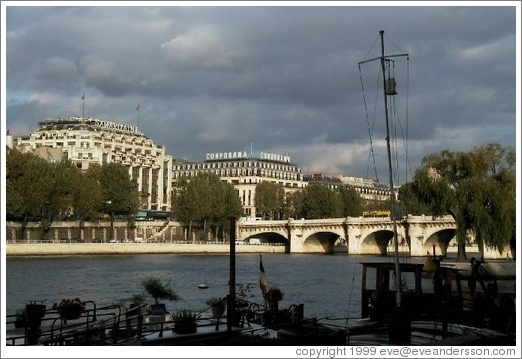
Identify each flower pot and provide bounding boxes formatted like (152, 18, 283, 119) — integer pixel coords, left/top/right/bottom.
(58, 304, 83, 320)
(268, 300, 279, 311)
(149, 303, 167, 315)
(173, 322, 197, 334)
(211, 304, 226, 318)
(25, 304, 46, 319)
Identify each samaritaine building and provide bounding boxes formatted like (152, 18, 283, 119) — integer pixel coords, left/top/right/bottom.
(172, 150, 307, 217)
(9, 116, 173, 211)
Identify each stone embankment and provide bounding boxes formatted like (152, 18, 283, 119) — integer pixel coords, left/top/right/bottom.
(5, 243, 286, 256)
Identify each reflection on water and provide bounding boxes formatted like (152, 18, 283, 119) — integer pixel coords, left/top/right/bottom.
(5, 253, 430, 323)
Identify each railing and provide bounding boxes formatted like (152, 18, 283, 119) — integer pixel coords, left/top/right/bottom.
(6, 302, 149, 346)
(6, 239, 287, 246)
(6, 299, 313, 346)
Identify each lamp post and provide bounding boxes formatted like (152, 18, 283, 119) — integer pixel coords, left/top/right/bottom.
(106, 200, 114, 243)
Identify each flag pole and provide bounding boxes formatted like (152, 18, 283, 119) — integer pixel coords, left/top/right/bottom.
(81, 92, 85, 118)
(259, 254, 268, 310)
(136, 103, 140, 128)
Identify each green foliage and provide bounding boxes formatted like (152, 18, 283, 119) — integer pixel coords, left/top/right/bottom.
(397, 182, 431, 216)
(283, 190, 305, 219)
(130, 294, 146, 307)
(5, 149, 140, 226)
(172, 310, 200, 334)
(6, 180, 25, 220)
(255, 181, 285, 219)
(99, 162, 139, 217)
(412, 143, 515, 255)
(235, 282, 255, 300)
(73, 166, 103, 221)
(302, 184, 341, 219)
(337, 185, 363, 217)
(141, 277, 180, 304)
(172, 172, 243, 240)
(6, 150, 54, 221)
(234, 282, 255, 313)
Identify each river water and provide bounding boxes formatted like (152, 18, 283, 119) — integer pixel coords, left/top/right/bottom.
(5, 252, 434, 325)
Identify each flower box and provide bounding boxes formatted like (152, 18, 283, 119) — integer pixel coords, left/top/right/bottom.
(57, 304, 84, 320)
(52, 298, 85, 320)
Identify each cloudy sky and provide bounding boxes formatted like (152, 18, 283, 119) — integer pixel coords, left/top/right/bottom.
(2, 3, 518, 184)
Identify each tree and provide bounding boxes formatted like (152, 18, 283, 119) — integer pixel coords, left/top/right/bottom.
(72, 165, 103, 237)
(412, 143, 515, 260)
(282, 190, 304, 219)
(141, 277, 180, 304)
(255, 181, 285, 219)
(189, 173, 223, 241)
(98, 163, 139, 241)
(302, 184, 341, 219)
(38, 159, 80, 239)
(7, 149, 55, 239)
(6, 179, 25, 221)
(337, 185, 363, 217)
(211, 182, 244, 240)
(397, 182, 431, 216)
(172, 173, 243, 242)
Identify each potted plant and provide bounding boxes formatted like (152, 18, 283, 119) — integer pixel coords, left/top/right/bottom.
(127, 294, 145, 316)
(14, 307, 27, 328)
(25, 300, 46, 320)
(172, 310, 200, 334)
(206, 297, 226, 318)
(263, 287, 284, 311)
(52, 298, 86, 320)
(141, 277, 180, 314)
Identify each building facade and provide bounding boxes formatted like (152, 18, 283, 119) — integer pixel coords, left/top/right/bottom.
(7, 116, 394, 216)
(172, 151, 307, 217)
(340, 176, 392, 202)
(9, 116, 173, 211)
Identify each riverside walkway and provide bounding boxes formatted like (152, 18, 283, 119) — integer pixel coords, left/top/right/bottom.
(5, 241, 286, 256)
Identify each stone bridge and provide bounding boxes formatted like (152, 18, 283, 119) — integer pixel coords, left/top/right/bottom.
(237, 215, 480, 257)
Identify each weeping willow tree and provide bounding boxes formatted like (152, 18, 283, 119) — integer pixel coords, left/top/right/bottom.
(412, 143, 515, 261)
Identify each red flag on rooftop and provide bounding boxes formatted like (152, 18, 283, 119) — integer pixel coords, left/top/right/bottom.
(259, 255, 268, 294)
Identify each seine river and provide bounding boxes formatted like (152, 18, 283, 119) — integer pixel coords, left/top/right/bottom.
(5, 252, 430, 324)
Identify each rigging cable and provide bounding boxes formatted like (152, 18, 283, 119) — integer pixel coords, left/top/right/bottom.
(344, 254, 360, 328)
(358, 64, 379, 180)
(382, 31, 412, 189)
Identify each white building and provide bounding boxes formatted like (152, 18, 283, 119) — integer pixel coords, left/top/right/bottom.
(340, 176, 392, 201)
(172, 151, 307, 217)
(8, 116, 173, 211)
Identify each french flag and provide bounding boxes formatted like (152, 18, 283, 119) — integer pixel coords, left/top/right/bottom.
(259, 255, 268, 294)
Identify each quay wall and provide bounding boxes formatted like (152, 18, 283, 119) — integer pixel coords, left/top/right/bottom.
(5, 243, 286, 256)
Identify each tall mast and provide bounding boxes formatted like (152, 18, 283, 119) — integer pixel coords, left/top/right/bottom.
(379, 30, 402, 308)
(359, 31, 409, 308)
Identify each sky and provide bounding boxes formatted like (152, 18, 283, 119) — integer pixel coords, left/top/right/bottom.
(2, 2, 519, 185)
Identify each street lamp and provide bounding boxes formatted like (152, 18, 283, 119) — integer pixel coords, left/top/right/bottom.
(106, 200, 113, 243)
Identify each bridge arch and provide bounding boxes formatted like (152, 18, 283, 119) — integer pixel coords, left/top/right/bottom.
(423, 228, 456, 256)
(361, 229, 407, 255)
(243, 232, 288, 246)
(302, 231, 342, 254)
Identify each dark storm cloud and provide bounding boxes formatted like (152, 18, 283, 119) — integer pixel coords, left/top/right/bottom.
(3, 3, 517, 182)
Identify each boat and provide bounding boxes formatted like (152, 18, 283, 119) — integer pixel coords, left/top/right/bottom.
(229, 32, 516, 346)
(337, 30, 516, 346)
(197, 283, 209, 289)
